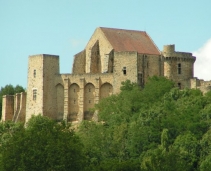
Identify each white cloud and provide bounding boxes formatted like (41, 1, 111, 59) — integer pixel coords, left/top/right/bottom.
(193, 38, 211, 81)
(70, 39, 86, 48)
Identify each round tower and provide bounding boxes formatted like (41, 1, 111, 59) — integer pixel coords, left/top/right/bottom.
(162, 45, 196, 88)
(163, 44, 175, 54)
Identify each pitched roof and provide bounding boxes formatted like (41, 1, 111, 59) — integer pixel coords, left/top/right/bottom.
(100, 27, 160, 55)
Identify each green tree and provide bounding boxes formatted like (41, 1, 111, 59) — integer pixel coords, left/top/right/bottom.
(141, 147, 188, 171)
(1, 115, 86, 171)
(200, 154, 211, 171)
(78, 77, 211, 170)
(0, 121, 24, 171)
(200, 128, 211, 168)
(142, 76, 174, 104)
(172, 132, 199, 170)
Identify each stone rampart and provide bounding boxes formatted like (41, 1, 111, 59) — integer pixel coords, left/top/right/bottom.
(1, 95, 14, 121)
(13, 92, 26, 122)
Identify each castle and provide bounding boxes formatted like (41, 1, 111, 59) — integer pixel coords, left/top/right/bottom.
(2, 27, 211, 123)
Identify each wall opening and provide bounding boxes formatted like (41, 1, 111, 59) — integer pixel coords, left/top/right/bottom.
(123, 67, 127, 75)
(69, 83, 79, 122)
(33, 70, 36, 78)
(56, 84, 64, 121)
(178, 82, 181, 89)
(138, 73, 143, 87)
(178, 63, 181, 74)
(33, 89, 37, 101)
(84, 83, 95, 120)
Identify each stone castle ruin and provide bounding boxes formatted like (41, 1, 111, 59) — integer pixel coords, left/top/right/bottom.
(1, 27, 211, 123)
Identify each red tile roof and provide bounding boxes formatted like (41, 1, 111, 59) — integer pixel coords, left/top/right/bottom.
(100, 27, 160, 55)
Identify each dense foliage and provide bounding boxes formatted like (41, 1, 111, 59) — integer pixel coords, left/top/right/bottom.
(78, 76, 211, 170)
(0, 115, 86, 171)
(0, 84, 25, 119)
(1, 77, 211, 170)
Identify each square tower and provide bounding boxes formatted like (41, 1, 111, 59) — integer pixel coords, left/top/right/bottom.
(26, 54, 60, 122)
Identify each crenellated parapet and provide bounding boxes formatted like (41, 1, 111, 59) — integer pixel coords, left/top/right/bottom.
(162, 44, 195, 60)
(163, 56, 196, 62)
(162, 45, 196, 89)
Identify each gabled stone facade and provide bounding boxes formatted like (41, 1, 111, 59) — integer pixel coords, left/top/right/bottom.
(1, 27, 209, 123)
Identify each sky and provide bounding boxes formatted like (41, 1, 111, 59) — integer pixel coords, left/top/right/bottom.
(0, 0, 211, 88)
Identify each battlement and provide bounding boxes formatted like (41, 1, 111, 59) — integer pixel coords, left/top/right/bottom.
(162, 45, 195, 60)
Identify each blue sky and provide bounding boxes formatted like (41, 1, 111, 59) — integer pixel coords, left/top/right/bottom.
(1, 0, 211, 88)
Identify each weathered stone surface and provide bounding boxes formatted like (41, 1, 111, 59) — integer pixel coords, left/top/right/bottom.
(2, 27, 210, 123)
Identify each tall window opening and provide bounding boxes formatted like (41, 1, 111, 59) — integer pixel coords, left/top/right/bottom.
(33, 89, 37, 101)
(138, 73, 143, 86)
(178, 63, 181, 74)
(33, 69, 36, 78)
(123, 67, 126, 75)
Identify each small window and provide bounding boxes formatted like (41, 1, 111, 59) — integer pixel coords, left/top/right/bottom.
(89, 100, 91, 103)
(33, 89, 37, 101)
(138, 73, 143, 86)
(122, 67, 126, 75)
(138, 73, 143, 81)
(178, 63, 181, 74)
(33, 70, 36, 78)
(74, 99, 76, 104)
(178, 83, 181, 89)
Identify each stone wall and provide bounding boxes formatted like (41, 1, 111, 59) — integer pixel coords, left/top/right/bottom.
(85, 28, 113, 73)
(90, 40, 101, 73)
(43, 55, 60, 120)
(190, 78, 211, 93)
(1, 95, 14, 121)
(13, 92, 26, 122)
(2, 30, 205, 124)
(17, 92, 26, 122)
(113, 51, 138, 93)
(72, 50, 86, 74)
(56, 83, 64, 121)
(162, 45, 195, 88)
(54, 73, 113, 122)
(68, 83, 79, 121)
(137, 54, 162, 86)
(26, 54, 59, 122)
(2, 92, 26, 122)
(26, 55, 44, 122)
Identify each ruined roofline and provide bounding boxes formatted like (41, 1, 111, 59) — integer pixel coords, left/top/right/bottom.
(29, 54, 59, 57)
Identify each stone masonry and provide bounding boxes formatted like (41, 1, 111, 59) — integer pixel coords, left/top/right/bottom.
(2, 27, 210, 123)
